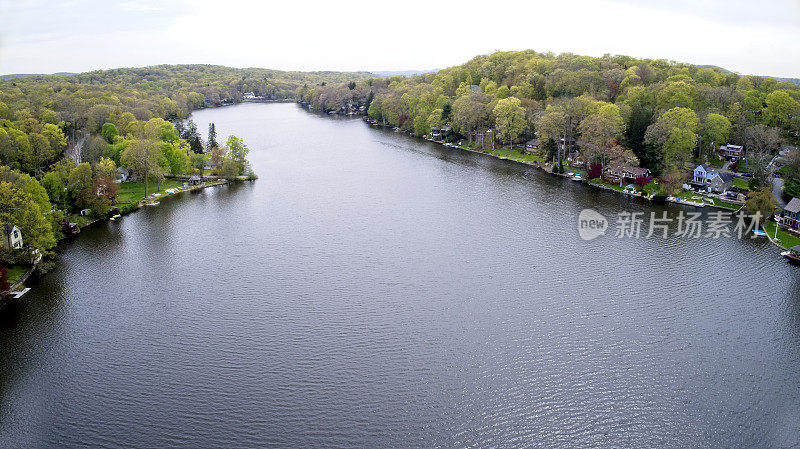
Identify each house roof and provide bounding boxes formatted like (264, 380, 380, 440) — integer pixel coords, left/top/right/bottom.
(717, 172, 733, 183)
(784, 197, 800, 213)
(189, 174, 201, 181)
(605, 165, 650, 176)
(526, 139, 540, 146)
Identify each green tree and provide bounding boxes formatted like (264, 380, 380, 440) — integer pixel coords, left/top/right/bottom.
(121, 119, 165, 197)
(451, 93, 488, 143)
(208, 123, 218, 150)
(101, 123, 119, 144)
(700, 113, 732, 157)
(763, 90, 798, 128)
(644, 107, 699, 171)
(225, 135, 249, 175)
(746, 186, 778, 219)
(67, 162, 94, 210)
(0, 181, 56, 264)
(493, 97, 526, 148)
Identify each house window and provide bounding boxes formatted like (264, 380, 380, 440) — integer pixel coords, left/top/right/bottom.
(13, 231, 19, 238)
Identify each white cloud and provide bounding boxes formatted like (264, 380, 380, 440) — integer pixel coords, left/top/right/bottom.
(0, 0, 798, 77)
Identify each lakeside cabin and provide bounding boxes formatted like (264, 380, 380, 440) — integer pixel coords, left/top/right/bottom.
(780, 197, 800, 232)
(525, 139, 540, 152)
(603, 165, 651, 184)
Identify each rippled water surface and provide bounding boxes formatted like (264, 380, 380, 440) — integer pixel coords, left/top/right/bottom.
(1, 103, 799, 448)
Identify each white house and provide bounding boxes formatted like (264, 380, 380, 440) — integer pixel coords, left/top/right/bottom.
(692, 164, 733, 193)
(5, 225, 23, 250)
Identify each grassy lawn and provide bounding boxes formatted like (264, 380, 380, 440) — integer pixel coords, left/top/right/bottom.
(479, 147, 543, 165)
(710, 198, 743, 210)
(732, 177, 750, 191)
(590, 179, 627, 192)
(7, 265, 27, 284)
(706, 158, 724, 168)
(117, 179, 185, 204)
(763, 221, 800, 249)
(733, 158, 756, 173)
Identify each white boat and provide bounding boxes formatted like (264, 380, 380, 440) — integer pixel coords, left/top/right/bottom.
(110, 214, 121, 221)
(571, 174, 582, 181)
(752, 229, 766, 237)
(146, 201, 160, 206)
(781, 246, 800, 263)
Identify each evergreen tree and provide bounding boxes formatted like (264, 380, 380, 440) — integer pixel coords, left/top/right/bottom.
(208, 123, 218, 150)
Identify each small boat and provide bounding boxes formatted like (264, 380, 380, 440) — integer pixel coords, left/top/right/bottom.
(571, 174, 582, 181)
(781, 245, 800, 263)
(752, 229, 766, 237)
(110, 214, 121, 221)
(146, 201, 160, 206)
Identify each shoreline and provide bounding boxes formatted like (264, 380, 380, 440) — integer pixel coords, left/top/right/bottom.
(3, 177, 246, 302)
(360, 117, 744, 213)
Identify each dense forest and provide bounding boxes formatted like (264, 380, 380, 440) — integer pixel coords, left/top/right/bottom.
(302, 50, 800, 198)
(0, 65, 370, 274)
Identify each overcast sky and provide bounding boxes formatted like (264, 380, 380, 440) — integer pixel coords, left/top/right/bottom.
(0, 0, 798, 77)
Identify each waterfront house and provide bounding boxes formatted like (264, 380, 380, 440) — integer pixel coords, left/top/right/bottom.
(603, 165, 650, 184)
(188, 175, 203, 186)
(720, 144, 744, 160)
(780, 197, 800, 231)
(116, 167, 132, 183)
(525, 139, 540, 151)
(691, 164, 733, 193)
(4, 225, 23, 250)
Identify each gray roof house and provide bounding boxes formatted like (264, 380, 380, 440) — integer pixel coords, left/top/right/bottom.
(780, 197, 800, 230)
(692, 164, 733, 193)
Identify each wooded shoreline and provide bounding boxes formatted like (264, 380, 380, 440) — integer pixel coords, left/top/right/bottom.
(359, 115, 743, 213)
(3, 176, 251, 302)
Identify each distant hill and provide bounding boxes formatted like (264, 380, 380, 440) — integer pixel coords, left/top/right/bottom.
(369, 69, 438, 78)
(698, 64, 799, 85)
(0, 72, 76, 80)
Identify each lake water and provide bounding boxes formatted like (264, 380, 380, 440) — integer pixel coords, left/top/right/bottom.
(1, 103, 798, 448)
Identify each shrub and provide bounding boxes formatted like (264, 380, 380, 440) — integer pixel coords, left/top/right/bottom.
(587, 163, 603, 179)
(634, 175, 653, 188)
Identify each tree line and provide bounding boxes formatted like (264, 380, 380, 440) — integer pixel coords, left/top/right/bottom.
(1, 64, 367, 272)
(302, 50, 800, 194)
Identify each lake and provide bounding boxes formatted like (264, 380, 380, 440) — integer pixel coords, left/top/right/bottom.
(1, 102, 798, 448)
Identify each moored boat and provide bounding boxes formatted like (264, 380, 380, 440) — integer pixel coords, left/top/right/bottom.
(781, 245, 800, 263)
